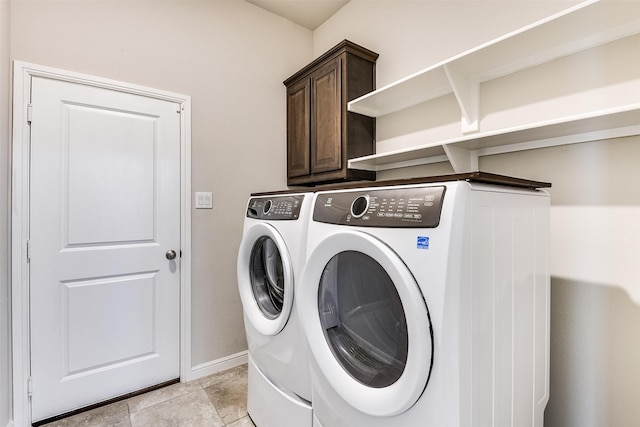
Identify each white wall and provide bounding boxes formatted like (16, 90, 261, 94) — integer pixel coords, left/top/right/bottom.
(1, 0, 12, 425)
(7, 0, 311, 386)
(315, 1, 640, 426)
(313, 0, 583, 87)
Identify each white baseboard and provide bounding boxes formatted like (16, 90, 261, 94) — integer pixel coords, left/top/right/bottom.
(185, 350, 248, 382)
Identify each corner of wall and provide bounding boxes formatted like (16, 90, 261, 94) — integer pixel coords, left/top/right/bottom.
(187, 351, 248, 382)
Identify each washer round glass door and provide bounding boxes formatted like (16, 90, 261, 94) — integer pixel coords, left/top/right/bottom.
(237, 222, 294, 336)
(300, 230, 433, 417)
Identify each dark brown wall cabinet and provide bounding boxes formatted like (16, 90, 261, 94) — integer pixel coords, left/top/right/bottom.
(284, 40, 378, 186)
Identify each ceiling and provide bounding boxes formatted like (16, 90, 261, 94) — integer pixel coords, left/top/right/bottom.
(245, 0, 350, 30)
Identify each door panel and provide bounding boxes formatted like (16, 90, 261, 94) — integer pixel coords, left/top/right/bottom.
(66, 104, 156, 244)
(311, 58, 341, 174)
(286, 79, 311, 178)
(29, 76, 180, 421)
(64, 273, 156, 374)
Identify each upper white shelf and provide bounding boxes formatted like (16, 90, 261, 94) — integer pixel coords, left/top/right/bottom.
(348, 0, 640, 123)
(348, 104, 640, 172)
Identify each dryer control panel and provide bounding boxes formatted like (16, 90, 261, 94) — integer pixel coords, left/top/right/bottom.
(247, 195, 305, 220)
(313, 186, 445, 228)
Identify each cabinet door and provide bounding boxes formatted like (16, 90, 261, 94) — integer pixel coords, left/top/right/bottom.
(311, 58, 342, 174)
(287, 78, 311, 178)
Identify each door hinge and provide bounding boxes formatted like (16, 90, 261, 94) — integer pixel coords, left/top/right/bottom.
(27, 377, 33, 397)
(26, 240, 31, 262)
(176, 104, 182, 114)
(27, 103, 33, 124)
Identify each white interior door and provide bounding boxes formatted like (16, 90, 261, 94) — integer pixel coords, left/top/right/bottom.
(28, 76, 181, 421)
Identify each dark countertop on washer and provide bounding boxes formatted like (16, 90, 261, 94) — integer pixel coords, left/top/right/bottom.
(250, 171, 551, 196)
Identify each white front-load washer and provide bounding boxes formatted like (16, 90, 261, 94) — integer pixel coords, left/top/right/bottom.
(299, 179, 550, 426)
(237, 192, 313, 427)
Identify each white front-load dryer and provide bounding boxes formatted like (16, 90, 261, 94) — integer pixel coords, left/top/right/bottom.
(299, 180, 550, 427)
(237, 192, 313, 427)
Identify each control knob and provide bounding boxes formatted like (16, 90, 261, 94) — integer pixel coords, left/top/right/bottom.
(351, 195, 370, 218)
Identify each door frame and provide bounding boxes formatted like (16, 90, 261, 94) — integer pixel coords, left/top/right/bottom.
(11, 61, 193, 426)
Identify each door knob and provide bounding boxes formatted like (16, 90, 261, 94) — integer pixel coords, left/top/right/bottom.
(166, 250, 177, 260)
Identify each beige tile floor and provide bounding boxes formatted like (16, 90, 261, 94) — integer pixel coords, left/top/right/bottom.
(41, 364, 255, 427)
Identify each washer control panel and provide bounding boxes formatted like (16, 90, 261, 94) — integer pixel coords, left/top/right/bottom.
(313, 186, 445, 228)
(247, 195, 305, 220)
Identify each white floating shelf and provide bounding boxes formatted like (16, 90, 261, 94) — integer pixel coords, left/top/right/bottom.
(348, 104, 640, 172)
(347, 0, 640, 173)
(348, 0, 640, 122)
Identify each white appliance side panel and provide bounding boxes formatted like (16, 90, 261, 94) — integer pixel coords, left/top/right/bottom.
(534, 202, 551, 425)
(471, 204, 495, 426)
(471, 190, 550, 427)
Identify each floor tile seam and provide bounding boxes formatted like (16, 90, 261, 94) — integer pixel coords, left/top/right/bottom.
(126, 386, 210, 416)
(201, 389, 248, 426)
(222, 412, 248, 426)
(127, 389, 221, 427)
(203, 390, 225, 422)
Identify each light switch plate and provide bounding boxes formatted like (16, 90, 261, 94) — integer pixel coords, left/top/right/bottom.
(195, 192, 213, 209)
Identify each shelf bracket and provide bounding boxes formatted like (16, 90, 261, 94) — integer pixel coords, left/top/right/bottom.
(444, 63, 479, 134)
(443, 144, 476, 173)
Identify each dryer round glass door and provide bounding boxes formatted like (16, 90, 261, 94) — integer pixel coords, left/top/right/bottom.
(237, 222, 294, 336)
(300, 230, 433, 417)
(318, 251, 407, 388)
